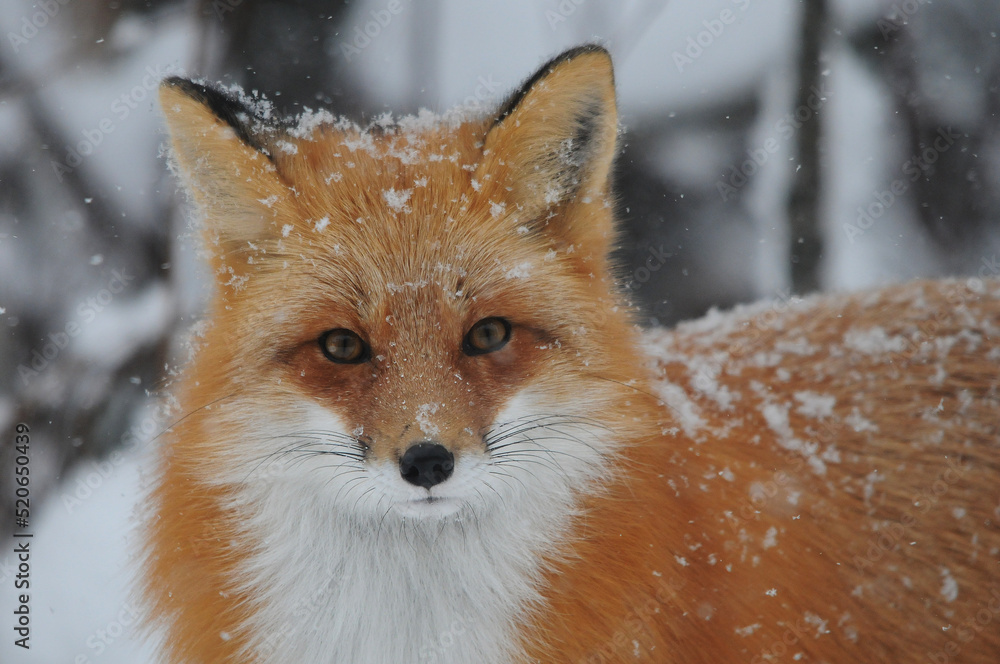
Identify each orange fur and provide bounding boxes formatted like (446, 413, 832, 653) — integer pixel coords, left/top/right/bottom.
(146, 46, 1000, 663)
(525, 279, 1000, 663)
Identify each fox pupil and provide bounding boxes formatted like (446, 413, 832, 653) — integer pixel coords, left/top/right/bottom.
(465, 317, 511, 355)
(319, 329, 367, 364)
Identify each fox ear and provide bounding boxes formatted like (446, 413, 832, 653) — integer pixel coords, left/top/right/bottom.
(159, 78, 291, 257)
(477, 45, 618, 228)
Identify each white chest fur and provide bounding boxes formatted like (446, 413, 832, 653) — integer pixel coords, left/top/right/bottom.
(232, 481, 567, 664)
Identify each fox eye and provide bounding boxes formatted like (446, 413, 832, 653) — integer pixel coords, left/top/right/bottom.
(319, 329, 369, 364)
(463, 317, 511, 356)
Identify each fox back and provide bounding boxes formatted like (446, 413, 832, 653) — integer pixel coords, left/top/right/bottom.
(146, 46, 1000, 663)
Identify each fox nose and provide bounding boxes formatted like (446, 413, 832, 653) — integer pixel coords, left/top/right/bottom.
(399, 443, 454, 489)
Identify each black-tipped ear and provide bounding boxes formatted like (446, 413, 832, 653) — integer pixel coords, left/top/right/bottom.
(159, 78, 292, 276)
(161, 77, 272, 155)
(491, 44, 613, 130)
(475, 45, 618, 219)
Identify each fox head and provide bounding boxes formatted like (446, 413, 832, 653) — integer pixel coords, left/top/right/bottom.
(160, 46, 650, 526)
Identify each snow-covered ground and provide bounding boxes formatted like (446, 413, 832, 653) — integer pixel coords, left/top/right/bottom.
(0, 447, 156, 663)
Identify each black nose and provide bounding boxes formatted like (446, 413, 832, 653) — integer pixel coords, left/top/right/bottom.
(399, 443, 454, 489)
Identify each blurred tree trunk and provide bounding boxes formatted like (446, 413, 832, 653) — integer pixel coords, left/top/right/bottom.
(787, 0, 827, 294)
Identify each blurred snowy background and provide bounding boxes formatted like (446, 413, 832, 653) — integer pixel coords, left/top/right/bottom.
(1, 0, 999, 661)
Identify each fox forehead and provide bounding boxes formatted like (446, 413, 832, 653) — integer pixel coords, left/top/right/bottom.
(241, 124, 593, 334)
(274, 121, 514, 251)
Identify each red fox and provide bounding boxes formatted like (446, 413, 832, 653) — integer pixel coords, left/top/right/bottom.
(146, 45, 1000, 663)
